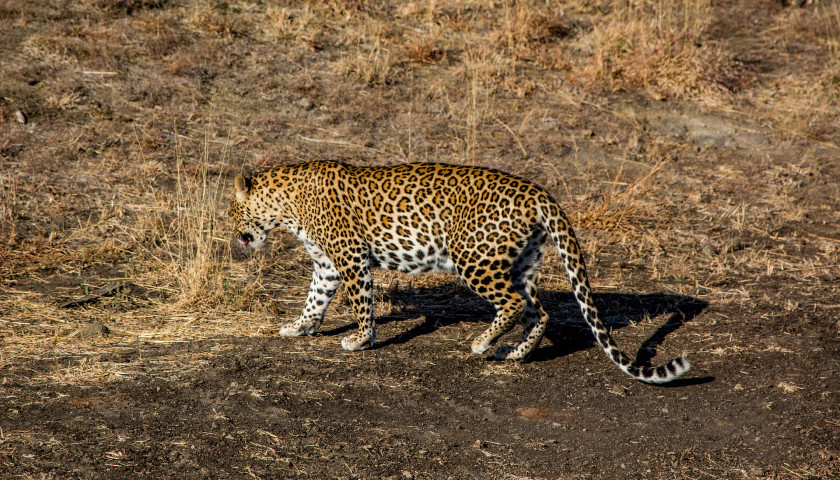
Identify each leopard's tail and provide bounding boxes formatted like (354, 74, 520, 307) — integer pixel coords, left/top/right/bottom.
(538, 196, 690, 384)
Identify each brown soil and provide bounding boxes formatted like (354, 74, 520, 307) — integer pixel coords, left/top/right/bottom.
(1, 1, 839, 479)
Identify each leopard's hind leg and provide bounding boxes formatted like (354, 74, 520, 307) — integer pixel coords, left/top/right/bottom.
(454, 254, 532, 359)
(492, 279, 549, 361)
(468, 283, 526, 357)
(493, 231, 550, 361)
(445, 241, 522, 356)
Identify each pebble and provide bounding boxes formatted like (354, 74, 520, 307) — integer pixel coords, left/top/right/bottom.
(297, 97, 314, 110)
(79, 322, 110, 338)
(722, 235, 744, 254)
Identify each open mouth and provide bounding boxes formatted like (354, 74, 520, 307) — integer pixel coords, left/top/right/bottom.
(237, 232, 254, 246)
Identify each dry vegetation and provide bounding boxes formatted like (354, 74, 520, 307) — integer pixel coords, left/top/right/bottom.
(1, 0, 839, 478)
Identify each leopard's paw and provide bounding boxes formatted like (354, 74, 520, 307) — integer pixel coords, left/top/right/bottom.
(471, 336, 492, 355)
(493, 344, 527, 361)
(341, 332, 374, 351)
(279, 320, 318, 337)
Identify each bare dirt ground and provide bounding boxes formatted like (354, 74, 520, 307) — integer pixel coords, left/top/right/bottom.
(1, 1, 839, 478)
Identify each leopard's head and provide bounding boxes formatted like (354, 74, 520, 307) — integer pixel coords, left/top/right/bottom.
(229, 173, 269, 249)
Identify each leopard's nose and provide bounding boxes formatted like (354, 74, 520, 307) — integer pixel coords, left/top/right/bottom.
(237, 232, 253, 245)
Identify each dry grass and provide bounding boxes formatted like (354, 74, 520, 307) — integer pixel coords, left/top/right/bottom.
(826, 3, 840, 96)
(169, 136, 232, 308)
(0, 128, 272, 382)
(0, 173, 18, 247)
(742, 1, 840, 143)
(336, 19, 398, 86)
(568, 159, 666, 233)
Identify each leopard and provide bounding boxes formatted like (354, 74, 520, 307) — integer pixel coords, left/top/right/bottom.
(229, 160, 691, 384)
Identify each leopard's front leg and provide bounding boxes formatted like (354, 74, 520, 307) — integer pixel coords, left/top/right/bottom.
(279, 240, 340, 337)
(278, 262, 341, 336)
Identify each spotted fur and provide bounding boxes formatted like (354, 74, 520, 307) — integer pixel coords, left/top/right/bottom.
(230, 161, 690, 383)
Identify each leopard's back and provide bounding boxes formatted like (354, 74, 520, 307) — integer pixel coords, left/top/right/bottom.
(349, 163, 549, 275)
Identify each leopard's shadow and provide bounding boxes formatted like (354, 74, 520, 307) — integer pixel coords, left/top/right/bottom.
(320, 283, 707, 366)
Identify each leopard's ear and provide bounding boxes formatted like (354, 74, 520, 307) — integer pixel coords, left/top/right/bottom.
(234, 174, 250, 202)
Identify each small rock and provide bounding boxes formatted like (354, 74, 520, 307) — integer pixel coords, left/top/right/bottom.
(749, 467, 765, 477)
(608, 385, 629, 397)
(79, 322, 110, 338)
(14, 110, 26, 124)
(735, 131, 771, 146)
(297, 97, 314, 110)
(515, 406, 552, 419)
(722, 235, 744, 254)
(402, 471, 414, 480)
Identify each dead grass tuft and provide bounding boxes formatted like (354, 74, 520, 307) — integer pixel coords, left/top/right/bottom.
(264, 5, 323, 49)
(494, 2, 571, 70)
(820, 3, 840, 99)
(580, 0, 729, 99)
(400, 35, 446, 65)
(97, 0, 169, 15)
(746, 2, 840, 143)
(169, 141, 231, 308)
(0, 173, 19, 247)
(187, 3, 250, 38)
(331, 13, 400, 85)
(568, 160, 666, 234)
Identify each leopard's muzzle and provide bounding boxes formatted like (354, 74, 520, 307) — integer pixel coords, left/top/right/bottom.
(237, 232, 254, 246)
